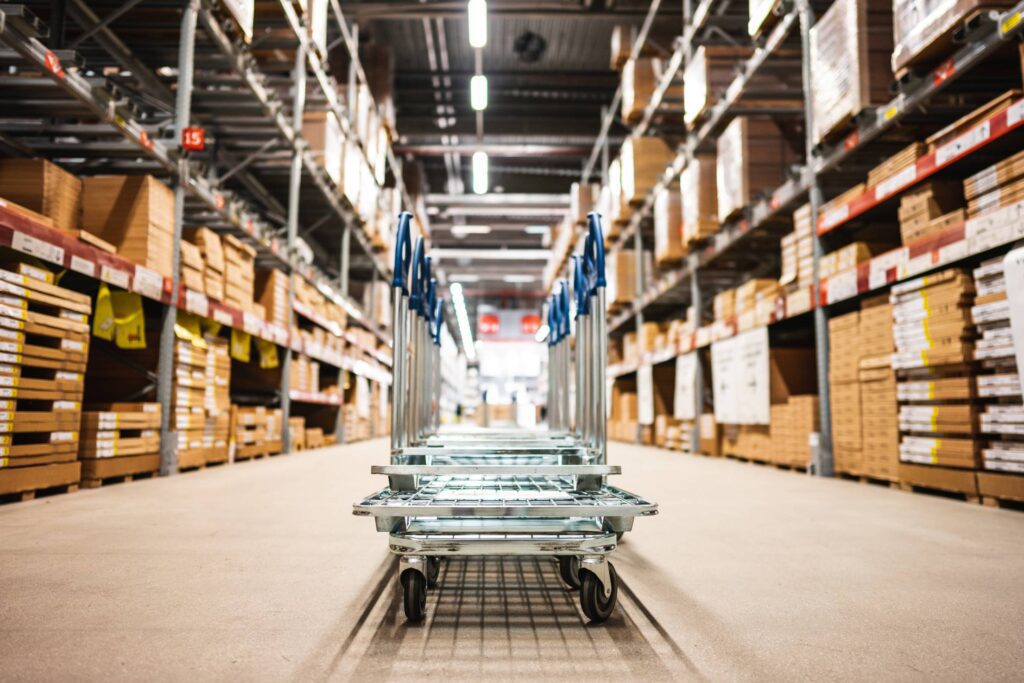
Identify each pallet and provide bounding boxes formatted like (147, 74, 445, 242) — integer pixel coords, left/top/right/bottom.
(898, 481, 981, 504)
(80, 453, 160, 488)
(838, 471, 900, 489)
(727, 453, 807, 472)
(0, 461, 80, 504)
(981, 496, 1024, 511)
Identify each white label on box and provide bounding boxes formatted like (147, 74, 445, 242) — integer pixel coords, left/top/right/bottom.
(935, 120, 990, 166)
(0, 305, 25, 321)
(637, 363, 654, 426)
(0, 281, 26, 298)
(1008, 99, 1024, 128)
(243, 312, 262, 335)
(100, 265, 130, 289)
(54, 400, 78, 411)
(185, 289, 209, 318)
(0, 353, 19, 364)
(69, 255, 95, 278)
(12, 231, 64, 265)
(0, 342, 18, 354)
(711, 327, 770, 426)
(56, 371, 81, 381)
(868, 248, 908, 290)
(874, 165, 917, 200)
(826, 268, 859, 304)
(821, 204, 849, 230)
(131, 266, 164, 300)
(50, 431, 76, 442)
(971, 168, 999, 196)
(213, 308, 233, 327)
(61, 310, 86, 323)
(936, 239, 968, 267)
(673, 352, 698, 421)
(1002, 247, 1024, 396)
(61, 339, 84, 352)
(966, 200, 1024, 253)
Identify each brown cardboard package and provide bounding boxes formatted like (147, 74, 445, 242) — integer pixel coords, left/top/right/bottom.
(653, 187, 684, 267)
(0, 158, 82, 234)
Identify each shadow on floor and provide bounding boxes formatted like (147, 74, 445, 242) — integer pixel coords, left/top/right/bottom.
(306, 556, 699, 681)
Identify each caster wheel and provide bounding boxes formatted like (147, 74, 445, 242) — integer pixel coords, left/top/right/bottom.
(557, 556, 581, 589)
(402, 570, 427, 622)
(579, 563, 618, 623)
(426, 557, 441, 588)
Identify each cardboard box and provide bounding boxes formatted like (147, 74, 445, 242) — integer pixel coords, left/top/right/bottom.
(892, 0, 1015, 72)
(606, 250, 636, 307)
(620, 136, 673, 205)
(716, 117, 797, 222)
(0, 159, 82, 234)
(681, 154, 718, 244)
(808, 0, 893, 144)
(684, 45, 753, 127)
(255, 269, 290, 328)
(303, 111, 344, 185)
(653, 186, 684, 267)
(81, 175, 175, 279)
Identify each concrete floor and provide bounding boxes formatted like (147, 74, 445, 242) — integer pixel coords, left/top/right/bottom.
(1, 440, 1022, 681)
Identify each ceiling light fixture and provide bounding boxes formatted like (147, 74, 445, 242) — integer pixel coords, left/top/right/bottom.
(470, 74, 488, 111)
(450, 224, 492, 237)
(534, 324, 550, 343)
(502, 274, 537, 284)
(472, 151, 489, 195)
(468, 0, 487, 48)
(449, 282, 477, 361)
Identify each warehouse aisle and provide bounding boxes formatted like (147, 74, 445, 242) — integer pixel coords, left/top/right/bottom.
(1, 440, 1022, 681)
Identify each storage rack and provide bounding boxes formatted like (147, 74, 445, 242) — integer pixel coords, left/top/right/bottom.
(0, 1, 412, 474)
(546, 0, 1024, 476)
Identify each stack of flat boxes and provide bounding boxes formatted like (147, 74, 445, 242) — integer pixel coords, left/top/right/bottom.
(179, 242, 205, 293)
(202, 336, 231, 462)
(256, 269, 289, 329)
(288, 416, 306, 451)
(0, 159, 81, 234)
(716, 117, 798, 222)
(735, 278, 781, 332)
(265, 409, 283, 454)
(81, 175, 175, 279)
(0, 263, 89, 497)
(680, 154, 718, 247)
(79, 403, 161, 486)
(306, 427, 325, 449)
(223, 235, 256, 312)
(858, 298, 900, 481)
(829, 311, 863, 474)
(188, 228, 225, 302)
(971, 259, 1024, 503)
(892, 268, 979, 494)
(171, 338, 210, 469)
(768, 396, 819, 467)
(231, 406, 269, 460)
(965, 147, 1024, 218)
(290, 354, 320, 394)
(898, 180, 964, 245)
(780, 204, 815, 315)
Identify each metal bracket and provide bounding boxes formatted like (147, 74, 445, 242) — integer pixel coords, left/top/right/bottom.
(580, 555, 612, 598)
(398, 555, 427, 580)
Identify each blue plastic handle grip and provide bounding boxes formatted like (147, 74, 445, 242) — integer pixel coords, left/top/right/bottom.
(558, 280, 570, 339)
(421, 256, 433, 318)
(432, 298, 443, 345)
(409, 236, 425, 318)
(546, 295, 557, 346)
(427, 277, 437, 323)
(392, 212, 413, 294)
(585, 211, 607, 290)
(572, 256, 590, 317)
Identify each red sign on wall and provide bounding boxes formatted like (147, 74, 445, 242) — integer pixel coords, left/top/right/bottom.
(520, 314, 541, 335)
(479, 313, 500, 336)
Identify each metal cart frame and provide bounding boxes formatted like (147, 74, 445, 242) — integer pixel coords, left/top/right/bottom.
(354, 211, 656, 623)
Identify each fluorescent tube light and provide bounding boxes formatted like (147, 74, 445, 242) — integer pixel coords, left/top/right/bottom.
(502, 274, 536, 284)
(534, 324, 549, 343)
(470, 74, 488, 111)
(472, 151, 488, 195)
(449, 282, 477, 361)
(468, 0, 487, 48)
(450, 224, 492, 237)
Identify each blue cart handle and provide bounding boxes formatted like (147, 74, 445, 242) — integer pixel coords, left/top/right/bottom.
(584, 211, 606, 291)
(427, 277, 437, 323)
(432, 298, 443, 345)
(558, 280, 570, 340)
(572, 256, 590, 317)
(409, 237, 426, 318)
(392, 212, 413, 294)
(546, 295, 558, 346)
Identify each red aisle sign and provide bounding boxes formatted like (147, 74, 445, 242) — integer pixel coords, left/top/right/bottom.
(182, 126, 206, 151)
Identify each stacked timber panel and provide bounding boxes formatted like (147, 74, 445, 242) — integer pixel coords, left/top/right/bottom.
(858, 298, 899, 481)
(808, 0, 893, 144)
(223, 236, 256, 313)
(971, 258, 1024, 504)
(829, 311, 863, 474)
(171, 332, 231, 469)
(0, 263, 89, 498)
(188, 228, 226, 302)
(681, 154, 719, 247)
(79, 403, 161, 486)
(892, 269, 979, 496)
(230, 406, 284, 460)
(0, 159, 81, 234)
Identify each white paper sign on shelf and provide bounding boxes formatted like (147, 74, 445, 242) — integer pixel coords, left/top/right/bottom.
(710, 327, 770, 425)
(12, 232, 64, 265)
(1003, 247, 1024, 396)
(99, 265, 130, 290)
(69, 255, 95, 278)
(213, 308, 233, 328)
(637, 363, 654, 426)
(673, 352, 698, 420)
(131, 266, 164, 300)
(185, 289, 209, 318)
(355, 375, 371, 418)
(935, 120, 990, 166)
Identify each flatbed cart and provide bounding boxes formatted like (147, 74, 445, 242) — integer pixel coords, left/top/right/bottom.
(354, 212, 657, 623)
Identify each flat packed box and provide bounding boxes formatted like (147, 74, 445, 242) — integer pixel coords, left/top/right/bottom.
(0, 158, 82, 234)
(681, 154, 718, 244)
(716, 117, 797, 222)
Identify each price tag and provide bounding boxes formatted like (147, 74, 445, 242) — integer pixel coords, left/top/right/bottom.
(213, 308, 233, 327)
(874, 165, 917, 200)
(69, 255, 95, 277)
(820, 204, 849, 231)
(100, 265, 130, 289)
(12, 232, 64, 265)
(131, 266, 164, 300)
(826, 268, 859, 304)
(935, 120, 990, 166)
(242, 312, 262, 335)
(185, 289, 209, 317)
(1008, 99, 1024, 128)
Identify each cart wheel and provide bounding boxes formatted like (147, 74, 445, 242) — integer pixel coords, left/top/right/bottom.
(402, 570, 427, 622)
(426, 557, 441, 588)
(579, 563, 618, 623)
(557, 556, 581, 590)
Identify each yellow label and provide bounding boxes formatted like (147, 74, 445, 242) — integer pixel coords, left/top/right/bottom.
(112, 291, 147, 350)
(1002, 12, 1021, 33)
(92, 283, 115, 341)
(927, 382, 935, 400)
(884, 106, 898, 121)
(230, 328, 251, 363)
(0, 457, 5, 468)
